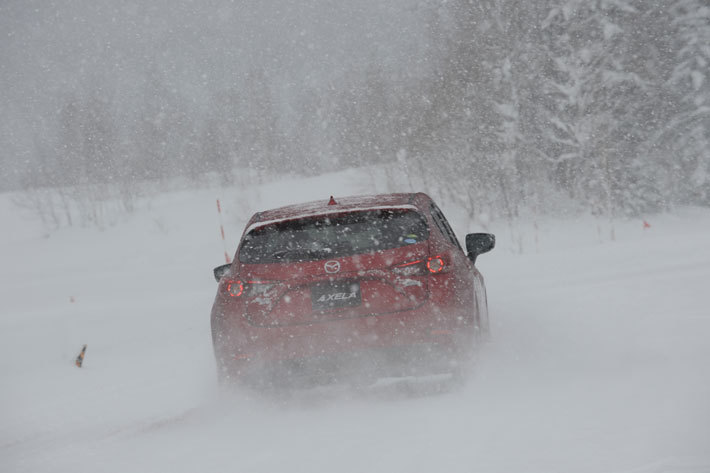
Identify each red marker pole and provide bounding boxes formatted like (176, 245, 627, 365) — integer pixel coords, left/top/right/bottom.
(216, 199, 231, 263)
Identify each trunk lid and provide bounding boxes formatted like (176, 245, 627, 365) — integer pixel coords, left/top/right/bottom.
(239, 242, 430, 326)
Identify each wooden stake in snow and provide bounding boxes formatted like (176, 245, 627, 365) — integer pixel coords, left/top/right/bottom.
(216, 199, 231, 264)
(75, 344, 87, 368)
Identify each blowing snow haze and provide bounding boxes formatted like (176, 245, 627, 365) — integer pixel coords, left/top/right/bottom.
(0, 0, 427, 107)
(0, 0, 430, 182)
(1, 0, 709, 220)
(2, 2, 710, 473)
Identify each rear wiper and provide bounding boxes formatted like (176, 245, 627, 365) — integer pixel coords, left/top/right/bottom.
(270, 242, 354, 261)
(270, 248, 326, 261)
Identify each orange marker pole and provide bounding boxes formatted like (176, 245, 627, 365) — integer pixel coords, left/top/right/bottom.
(75, 344, 87, 368)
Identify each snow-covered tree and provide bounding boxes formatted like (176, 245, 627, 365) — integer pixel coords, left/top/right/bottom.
(667, 0, 710, 204)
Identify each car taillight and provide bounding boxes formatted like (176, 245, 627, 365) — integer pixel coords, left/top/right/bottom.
(225, 279, 244, 297)
(244, 281, 278, 297)
(392, 259, 426, 276)
(224, 279, 278, 298)
(392, 256, 447, 276)
(427, 256, 445, 273)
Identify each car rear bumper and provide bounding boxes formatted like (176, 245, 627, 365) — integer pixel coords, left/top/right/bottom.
(211, 299, 476, 384)
(231, 343, 463, 388)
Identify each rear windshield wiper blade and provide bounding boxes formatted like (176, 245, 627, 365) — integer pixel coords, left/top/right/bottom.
(269, 248, 328, 261)
(269, 241, 356, 261)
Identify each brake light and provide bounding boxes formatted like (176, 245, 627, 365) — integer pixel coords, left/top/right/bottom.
(392, 256, 447, 276)
(245, 281, 278, 297)
(392, 259, 426, 276)
(224, 279, 279, 298)
(226, 280, 244, 297)
(427, 256, 445, 273)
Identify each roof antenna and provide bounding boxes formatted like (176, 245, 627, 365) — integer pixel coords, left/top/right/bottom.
(328, 195, 337, 205)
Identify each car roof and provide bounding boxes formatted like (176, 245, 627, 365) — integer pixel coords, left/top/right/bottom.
(248, 193, 427, 231)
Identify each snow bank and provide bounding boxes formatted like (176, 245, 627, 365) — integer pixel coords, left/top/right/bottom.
(2, 170, 709, 473)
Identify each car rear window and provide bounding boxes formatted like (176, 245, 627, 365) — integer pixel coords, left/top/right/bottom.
(239, 209, 429, 264)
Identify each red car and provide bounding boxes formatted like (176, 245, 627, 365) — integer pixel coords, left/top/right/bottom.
(210, 193, 494, 388)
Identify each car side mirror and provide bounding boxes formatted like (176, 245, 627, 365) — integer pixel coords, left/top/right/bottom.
(465, 233, 495, 264)
(213, 263, 231, 282)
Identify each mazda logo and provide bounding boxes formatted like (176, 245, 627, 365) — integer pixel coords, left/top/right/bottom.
(324, 260, 341, 274)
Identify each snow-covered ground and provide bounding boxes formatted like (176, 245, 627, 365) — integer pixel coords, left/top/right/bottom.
(2, 170, 710, 473)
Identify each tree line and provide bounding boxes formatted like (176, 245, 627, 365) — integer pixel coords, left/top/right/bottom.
(11, 0, 710, 227)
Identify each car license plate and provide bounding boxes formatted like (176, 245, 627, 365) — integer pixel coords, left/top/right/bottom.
(311, 280, 361, 311)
